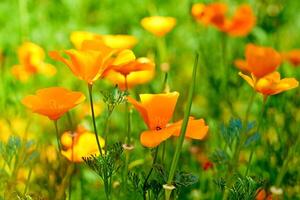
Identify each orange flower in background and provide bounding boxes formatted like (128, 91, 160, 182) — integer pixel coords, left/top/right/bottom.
(191, 2, 227, 30)
(127, 92, 208, 147)
(11, 42, 56, 82)
(191, 3, 255, 37)
(239, 71, 298, 98)
(70, 31, 137, 49)
(22, 87, 85, 120)
(226, 5, 256, 37)
(281, 49, 300, 66)
(61, 126, 105, 162)
(235, 44, 282, 78)
(105, 54, 155, 90)
(141, 16, 176, 37)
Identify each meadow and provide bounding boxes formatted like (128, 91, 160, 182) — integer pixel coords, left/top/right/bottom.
(1, 0, 300, 199)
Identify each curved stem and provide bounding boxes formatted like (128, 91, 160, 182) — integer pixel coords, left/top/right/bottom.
(88, 84, 103, 156)
(165, 53, 199, 200)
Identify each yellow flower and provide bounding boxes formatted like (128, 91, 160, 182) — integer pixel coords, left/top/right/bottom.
(239, 71, 299, 99)
(70, 31, 137, 49)
(61, 126, 105, 162)
(141, 16, 176, 37)
(11, 42, 56, 82)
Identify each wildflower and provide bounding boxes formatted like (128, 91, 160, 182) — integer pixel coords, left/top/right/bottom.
(256, 189, 272, 200)
(191, 3, 255, 37)
(191, 2, 227, 30)
(281, 49, 300, 66)
(104, 56, 155, 90)
(50, 40, 134, 84)
(235, 44, 282, 77)
(61, 126, 105, 162)
(225, 5, 256, 37)
(70, 31, 137, 49)
(239, 71, 298, 99)
(141, 16, 176, 37)
(127, 92, 208, 147)
(22, 87, 85, 120)
(11, 42, 56, 82)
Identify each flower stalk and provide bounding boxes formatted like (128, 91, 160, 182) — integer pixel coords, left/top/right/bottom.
(87, 84, 103, 156)
(164, 53, 199, 200)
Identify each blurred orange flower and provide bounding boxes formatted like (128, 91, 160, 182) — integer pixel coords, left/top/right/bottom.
(141, 16, 176, 37)
(191, 2, 227, 30)
(226, 5, 256, 36)
(235, 44, 282, 78)
(127, 92, 208, 147)
(239, 71, 298, 99)
(70, 31, 137, 49)
(191, 3, 255, 37)
(61, 126, 105, 162)
(22, 87, 85, 120)
(104, 53, 155, 90)
(11, 42, 56, 82)
(281, 49, 300, 67)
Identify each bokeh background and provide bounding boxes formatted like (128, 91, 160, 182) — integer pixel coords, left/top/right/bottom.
(1, 0, 300, 199)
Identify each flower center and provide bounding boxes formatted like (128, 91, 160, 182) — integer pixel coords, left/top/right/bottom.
(156, 126, 162, 131)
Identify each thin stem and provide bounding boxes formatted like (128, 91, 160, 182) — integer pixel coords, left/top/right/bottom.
(125, 76, 131, 145)
(165, 53, 199, 200)
(245, 98, 267, 176)
(67, 112, 73, 130)
(54, 120, 61, 152)
(143, 147, 159, 200)
(23, 163, 33, 195)
(88, 84, 103, 156)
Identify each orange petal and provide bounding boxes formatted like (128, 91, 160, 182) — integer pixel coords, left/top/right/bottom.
(140, 126, 175, 148)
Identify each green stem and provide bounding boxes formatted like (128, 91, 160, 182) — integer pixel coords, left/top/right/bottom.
(157, 37, 167, 65)
(165, 53, 199, 200)
(88, 84, 103, 156)
(23, 163, 33, 195)
(143, 147, 159, 200)
(67, 112, 73, 130)
(125, 76, 131, 145)
(54, 120, 61, 152)
(245, 98, 267, 176)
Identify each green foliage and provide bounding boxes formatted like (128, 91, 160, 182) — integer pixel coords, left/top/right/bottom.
(100, 86, 128, 114)
(228, 176, 263, 200)
(83, 142, 124, 180)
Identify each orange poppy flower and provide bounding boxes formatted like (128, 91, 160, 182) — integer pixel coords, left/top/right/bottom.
(11, 42, 56, 82)
(141, 16, 176, 37)
(239, 71, 298, 98)
(22, 87, 85, 120)
(191, 3, 255, 36)
(70, 31, 137, 49)
(104, 54, 155, 90)
(191, 2, 227, 30)
(235, 44, 282, 78)
(61, 126, 105, 162)
(226, 4, 256, 37)
(50, 40, 132, 84)
(127, 92, 208, 148)
(281, 49, 300, 67)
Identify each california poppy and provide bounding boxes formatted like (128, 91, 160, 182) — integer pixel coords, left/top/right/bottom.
(127, 92, 208, 148)
(49, 40, 132, 84)
(61, 126, 105, 162)
(235, 44, 282, 78)
(104, 56, 155, 90)
(226, 5, 256, 37)
(11, 42, 56, 82)
(141, 16, 176, 37)
(281, 49, 300, 67)
(191, 3, 255, 37)
(22, 87, 85, 120)
(70, 31, 137, 50)
(239, 71, 298, 99)
(191, 2, 228, 31)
